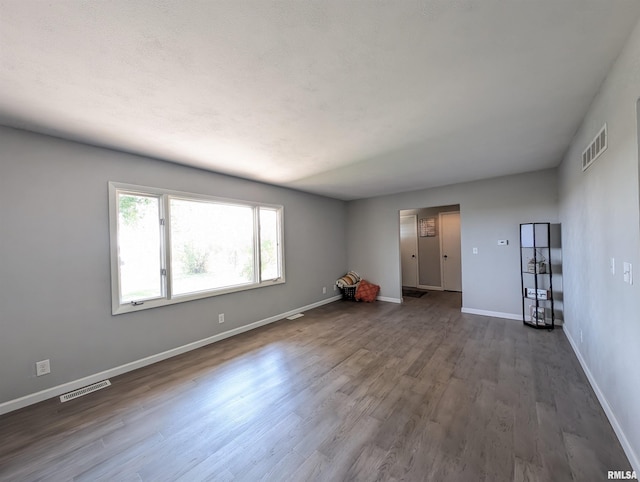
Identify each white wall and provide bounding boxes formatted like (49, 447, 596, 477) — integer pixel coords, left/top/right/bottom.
(557, 18, 640, 473)
(347, 169, 559, 315)
(0, 126, 347, 405)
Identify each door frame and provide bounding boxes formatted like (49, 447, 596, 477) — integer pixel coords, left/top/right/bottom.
(400, 214, 419, 288)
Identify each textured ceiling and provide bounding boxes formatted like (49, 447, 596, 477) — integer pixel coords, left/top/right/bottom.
(2, 1, 640, 200)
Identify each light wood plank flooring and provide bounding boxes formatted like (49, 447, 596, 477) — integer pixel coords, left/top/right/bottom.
(0, 292, 632, 481)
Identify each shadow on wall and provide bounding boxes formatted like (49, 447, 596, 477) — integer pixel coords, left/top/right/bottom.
(551, 223, 564, 322)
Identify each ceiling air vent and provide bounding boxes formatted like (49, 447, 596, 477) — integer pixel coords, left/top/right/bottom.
(582, 124, 607, 171)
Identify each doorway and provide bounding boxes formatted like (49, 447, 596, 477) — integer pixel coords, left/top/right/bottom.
(399, 205, 462, 295)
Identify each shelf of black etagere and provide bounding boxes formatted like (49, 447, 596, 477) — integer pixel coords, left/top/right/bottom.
(520, 223, 554, 330)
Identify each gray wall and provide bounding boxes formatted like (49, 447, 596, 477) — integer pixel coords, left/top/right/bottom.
(558, 17, 640, 471)
(0, 126, 347, 404)
(347, 169, 559, 314)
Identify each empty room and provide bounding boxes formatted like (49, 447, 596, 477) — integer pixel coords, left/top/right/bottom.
(1, 1, 639, 481)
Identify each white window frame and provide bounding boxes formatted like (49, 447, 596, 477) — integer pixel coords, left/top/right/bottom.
(108, 182, 285, 315)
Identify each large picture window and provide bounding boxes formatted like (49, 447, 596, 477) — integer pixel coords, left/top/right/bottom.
(109, 182, 284, 314)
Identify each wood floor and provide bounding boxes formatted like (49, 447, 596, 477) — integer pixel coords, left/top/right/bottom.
(0, 292, 632, 481)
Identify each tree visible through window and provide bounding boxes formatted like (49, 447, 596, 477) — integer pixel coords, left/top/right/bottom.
(109, 183, 284, 314)
(260, 207, 280, 281)
(117, 193, 162, 303)
(170, 198, 254, 295)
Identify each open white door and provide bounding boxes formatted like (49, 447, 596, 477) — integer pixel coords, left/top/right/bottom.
(440, 212, 462, 292)
(400, 215, 418, 287)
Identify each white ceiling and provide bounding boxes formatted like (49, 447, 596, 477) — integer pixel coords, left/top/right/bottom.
(2, 1, 640, 200)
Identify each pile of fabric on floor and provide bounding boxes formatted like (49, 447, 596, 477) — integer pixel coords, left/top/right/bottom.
(335, 271, 380, 302)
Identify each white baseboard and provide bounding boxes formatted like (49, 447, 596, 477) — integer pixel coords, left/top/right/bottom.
(461, 307, 563, 326)
(461, 307, 522, 321)
(564, 329, 639, 475)
(0, 295, 341, 416)
(377, 296, 402, 304)
(418, 284, 443, 291)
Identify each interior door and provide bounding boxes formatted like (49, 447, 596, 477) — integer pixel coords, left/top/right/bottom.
(440, 212, 462, 291)
(400, 215, 418, 287)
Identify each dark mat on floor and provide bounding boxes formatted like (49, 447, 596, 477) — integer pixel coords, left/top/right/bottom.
(403, 289, 428, 298)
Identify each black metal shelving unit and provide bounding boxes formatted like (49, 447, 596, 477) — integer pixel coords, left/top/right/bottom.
(520, 223, 555, 330)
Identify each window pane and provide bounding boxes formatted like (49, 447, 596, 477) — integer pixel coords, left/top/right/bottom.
(260, 208, 280, 281)
(117, 193, 162, 302)
(170, 198, 254, 295)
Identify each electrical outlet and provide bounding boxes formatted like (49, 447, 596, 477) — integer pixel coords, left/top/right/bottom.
(333, 285, 337, 291)
(472, 247, 478, 254)
(610, 258, 615, 275)
(36, 359, 50, 377)
(218, 313, 225, 324)
(322, 286, 327, 294)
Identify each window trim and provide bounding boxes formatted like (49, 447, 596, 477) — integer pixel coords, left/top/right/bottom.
(108, 182, 285, 315)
